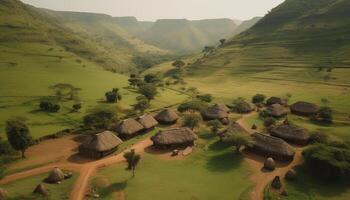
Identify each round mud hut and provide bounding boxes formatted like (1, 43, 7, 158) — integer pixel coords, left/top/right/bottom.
(247, 133, 295, 162)
(33, 184, 49, 196)
(266, 97, 285, 106)
(290, 101, 320, 116)
(270, 124, 309, 145)
(79, 131, 123, 159)
(47, 167, 65, 183)
(0, 188, 8, 199)
(138, 114, 158, 130)
(154, 109, 179, 124)
(151, 127, 198, 149)
(115, 118, 144, 138)
(267, 104, 289, 118)
(201, 104, 229, 121)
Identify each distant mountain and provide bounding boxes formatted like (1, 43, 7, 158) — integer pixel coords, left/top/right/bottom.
(113, 16, 154, 36)
(140, 18, 237, 53)
(231, 17, 262, 36)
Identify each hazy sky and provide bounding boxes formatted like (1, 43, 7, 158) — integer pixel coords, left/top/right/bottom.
(21, 0, 284, 21)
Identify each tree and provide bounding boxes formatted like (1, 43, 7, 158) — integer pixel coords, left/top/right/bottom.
(128, 76, 141, 88)
(39, 100, 60, 113)
(177, 101, 208, 113)
(123, 149, 141, 177)
(207, 120, 222, 134)
(252, 94, 266, 104)
(133, 95, 150, 114)
(219, 39, 226, 46)
(72, 103, 82, 112)
(83, 109, 117, 129)
(183, 113, 202, 130)
(144, 73, 160, 84)
(231, 98, 252, 113)
(196, 94, 213, 103)
(105, 88, 122, 103)
(223, 133, 252, 153)
(172, 60, 185, 69)
(138, 84, 157, 100)
(5, 120, 32, 158)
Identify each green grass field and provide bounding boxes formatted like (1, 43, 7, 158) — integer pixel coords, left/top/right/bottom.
(90, 134, 253, 200)
(0, 172, 78, 200)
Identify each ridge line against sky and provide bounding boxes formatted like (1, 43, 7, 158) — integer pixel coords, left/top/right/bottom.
(21, 0, 285, 21)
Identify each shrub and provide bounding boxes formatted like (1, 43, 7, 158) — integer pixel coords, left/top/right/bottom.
(252, 94, 266, 104)
(264, 117, 276, 128)
(83, 109, 117, 129)
(259, 110, 269, 118)
(206, 120, 222, 134)
(138, 84, 157, 100)
(133, 95, 150, 114)
(177, 101, 208, 112)
(183, 113, 202, 130)
(144, 73, 160, 83)
(72, 103, 82, 112)
(196, 94, 213, 103)
(222, 133, 252, 153)
(312, 107, 333, 123)
(39, 100, 60, 113)
(231, 98, 252, 113)
(309, 131, 329, 144)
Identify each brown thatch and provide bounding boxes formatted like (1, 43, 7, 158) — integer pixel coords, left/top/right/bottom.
(79, 131, 122, 159)
(0, 188, 8, 199)
(270, 124, 309, 145)
(271, 176, 282, 189)
(267, 104, 288, 117)
(154, 109, 179, 124)
(247, 133, 295, 161)
(138, 114, 158, 129)
(201, 104, 229, 120)
(264, 157, 276, 171)
(47, 167, 65, 183)
(151, 127, 197, 148)
(115, 118, 144, 136)
(266, 97, 285, 106)
(290, 101, 320, 116)
(33, 184, 49, 196)
(221, 122, 247, 137)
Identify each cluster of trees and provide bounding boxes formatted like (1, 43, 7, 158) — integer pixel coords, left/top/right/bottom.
(177, 100, 208, 113)
(83, 109, 117, 129)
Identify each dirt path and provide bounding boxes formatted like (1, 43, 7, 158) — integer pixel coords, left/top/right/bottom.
(236, 111, 258, 133)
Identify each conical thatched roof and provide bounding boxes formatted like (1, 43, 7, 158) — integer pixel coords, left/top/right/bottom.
(248, 133, 295, 161)
(33, 184, 49, 196)
(151, 127, 198, 146)
(266, 97, 285, 106)
(290, 101, 319, 116)
(0, 188, 8, 199)
(138, 114, 158, 129)
(115, 119, 144, 135)
(201, 104, 229, 120)
(221, 122, 247, 137)
(267, 104, 288, 117)
(47, 167, 65, 183)
(79, 131, 122, 152)
(270, 124, 309, 145)
(154, 109, 179, 124)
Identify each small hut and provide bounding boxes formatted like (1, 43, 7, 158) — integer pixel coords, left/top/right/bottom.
(47, 167, 65, 183)
(290, 101, 320, 116)
(264, 157, 276, 171)
(267, 104, 288, 117)
(115, 119, 144, 138)
(201, 104, 229, 121)
(270, 124, 309, 145)
(266, 97, 285, 106)
(138, 114, 158, 130)
(151, 127, 198, 148)
(247, 133, 295, 162)
(271, 176, 282, 189)
(33, 184, 49, 196)
(154, 109, 179, 124)
(220, 122, 247, 138)
(79, 131, 123, 159)
(0, 188, 8, 199)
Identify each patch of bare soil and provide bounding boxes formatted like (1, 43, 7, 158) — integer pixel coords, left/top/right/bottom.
(114, 191, 125, 200)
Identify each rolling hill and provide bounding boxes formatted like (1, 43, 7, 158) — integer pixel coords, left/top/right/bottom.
(231, 17, 262, 36)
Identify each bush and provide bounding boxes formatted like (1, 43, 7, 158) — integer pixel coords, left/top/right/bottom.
(222, 133, 252, 153)
(177, 101, 208, 112)
(309, 131, 329, 144)
(138, 84, 157, 100)
(303, 143, 350, 180)
(83, 109, 117, 129)
(144, 73, 160, 83)
(312, 107, 333, 123)
(105, 88, 122, 103)
(259, 110, 269, 118)
(252, 94, 266, 104)
(183, 113, 202, 130)
(39, 100, 60, 113)
(231, 98, 252, 113)
(196, 94, 213, 103)
(206, 120, 222, 134)
(0, 139, 16, 156)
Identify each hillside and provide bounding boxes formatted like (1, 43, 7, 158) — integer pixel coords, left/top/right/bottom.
(140, 18, 238, 53)
(113, 16, 154, 36)
(231, 17, 262, 36)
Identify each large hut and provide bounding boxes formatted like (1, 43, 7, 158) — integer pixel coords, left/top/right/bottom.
(201, 104, 229, 121)
(115, 118, 144, 138)
(154, 109, 179, 124)
(151, 127, 198, 148)
(138, 114, 158, 130)
(79, 131, 123, 159)
(266, 97, 285, 106)
(290, 101, 320, 116)
(247, 133, 295, 162)
(0, 188, 8, 199)
(267, 104, 289, 117)
(46, 167, 65, 183)
(270, 124, 310, 145)
(33, 184, 49, 196)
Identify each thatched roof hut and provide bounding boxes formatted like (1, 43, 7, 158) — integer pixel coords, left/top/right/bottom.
(201, 104, 229, 120)
(266, 97, 285, 106)
(138, 114, 158, 129)
(0, 188, 8, 199)
(151, 127, 197, 148)
(271, 176, 282, 189)
(264, 157, 276, 171)
(220, 122, 247, 138)
(115, 119, 144, 137)
(47, 167, 65, 183)
(290, 101, 319, 116)
(247, 133, 295, 162)
(270, 124, 309, 145)
(154, 109, 179, 124)
(33, 184, 49, 196)
(267, 104, 288, 117)
(79, 131, 123, 159)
